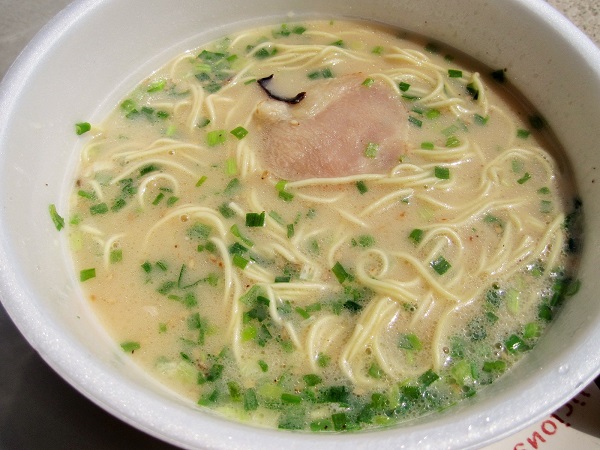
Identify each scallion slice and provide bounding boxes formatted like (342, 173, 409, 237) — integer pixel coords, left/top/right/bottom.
(331, 261, 350, 284)
(48, 204, 65, 231)
(245, 211, 266, 227)
(206, 129, 227, 146)
(517, 172, 531, 184)
(430, 256, 451, 275)
(230, 126, 248, 140)
(408, 116, 423, 128)
(434, 166, 450, 180)
(398, 81, 410, 92)
(232, 254, 249, 269)
(195, 175, 208, 187)
(408, 228, 423, 244)
(80, 268, 96, 282)
(356, 180, 368, 194)
(75, 122, 91, 135)
(362, 77, 374, 87)
(364, 142, 379, 158)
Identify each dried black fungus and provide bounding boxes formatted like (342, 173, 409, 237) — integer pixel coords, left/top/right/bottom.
(257, 74, 306, 104)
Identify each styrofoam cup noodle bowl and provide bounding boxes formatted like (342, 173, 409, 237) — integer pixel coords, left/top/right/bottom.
(0, 0, 598, 448)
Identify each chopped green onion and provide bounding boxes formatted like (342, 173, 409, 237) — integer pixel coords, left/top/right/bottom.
(77, 190, 96, 200)
(523, 322, 540, 339)
(286, 223, 295, 238)
(445, 136, 461, 148)
(219, 202, 236, 218)
(75, 122, 91, 135)
(80, 268, 96, 282)
(398, 333, 422, 350)
(230, 126, 248, 140)
(356, 180, 368, 194)
(430, 256, 451, 275)
(245, 211, 266, 227)
(351, 234, 375, 248)
(152, 192, 165, 205)
(223, 178, 241, 196)
(303, 374, 322, 386)
(120, 341, 140, 353)
(441, 124, 459, 137)
(419, 369, 440, 386)
(408, 116, 423, 127)
(109, 249, 123, 264)
(331, 261, 350, 284)
(254, 47, 278, 59)
(258, 360, 269, 372)
(420, 141, 434, 150)
(474, 114, 489, 125)
(120, 99, 136, 113)
(505, 334, 530, 353)
(224, 158, 237, 176)
(268, 211, 285, 225)
(434, 166, 450, 180)
(482, 360, 506, 373)
(517, 129, 530, 139)
(241, 325, 257, 341)
(233, 253, 250, 270)
(466, 83, 479, 100)
(231, 224, 254, 247)
(540, 200, 553, 214)
(538, 186, 550, 195)
(368, 363, 383, 379)
(362, 77, 375, 87)
(408, 228, 424, 244)
(206, 129, 227, 146)
(371, 46, 384, 54)
(197, 117, 211, 128)
(275, 180, 294, 201)
(195, 176, 208, 187)
(140, 164, 159, 176)
(511, 159, 524, 173)
(243, 388, 258, 411)
(364, 142, 379, 158)
(295, 307, 310, 319)
(147, 79, 166, 92)
(48, 204, 65, 231)
(517, 172, 531, 184)
(187, 223, 212, 240)
(448, 69, 463, 78)
(426, 109, 441, 119)
(90, 203, 109, 215)
(317, 353, 331, 367)
(330, 413, 348, 431)
(398, 81, 410, 92)
(402, 93, 420, 101)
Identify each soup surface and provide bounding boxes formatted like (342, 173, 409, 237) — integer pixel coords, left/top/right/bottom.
(67, 20, 581, 431)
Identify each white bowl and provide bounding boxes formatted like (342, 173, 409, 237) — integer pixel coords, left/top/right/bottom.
(0, 0, 599, 448)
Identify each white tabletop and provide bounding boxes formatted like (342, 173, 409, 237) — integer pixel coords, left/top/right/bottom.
(0, 1, 598, 449)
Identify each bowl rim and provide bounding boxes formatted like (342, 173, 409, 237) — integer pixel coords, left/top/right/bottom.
(1, 0, 599, 449)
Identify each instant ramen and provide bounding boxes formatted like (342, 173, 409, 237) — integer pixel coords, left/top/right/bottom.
(66, 20, 582, 431)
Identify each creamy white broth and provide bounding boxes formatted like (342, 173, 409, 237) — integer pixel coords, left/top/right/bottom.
(68, 20, 581, 430)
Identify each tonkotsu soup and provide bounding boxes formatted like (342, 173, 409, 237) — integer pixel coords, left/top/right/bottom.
(65, 20, 582, 432)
